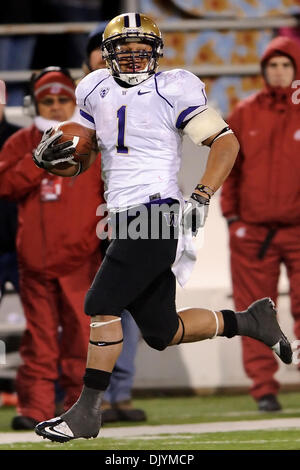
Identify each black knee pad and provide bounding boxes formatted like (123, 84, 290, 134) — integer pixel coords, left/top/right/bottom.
(84, 289, 98, 316)
(84, 288, 122, 317)
(143, 335, 169, 351)
(137, 313, 179, 351)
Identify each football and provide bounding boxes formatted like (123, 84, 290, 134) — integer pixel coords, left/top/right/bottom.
(50, 121, 93, 171)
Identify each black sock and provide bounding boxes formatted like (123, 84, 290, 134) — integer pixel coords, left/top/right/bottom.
(220, 309, 238, 338)
(83, 368, 111, 390)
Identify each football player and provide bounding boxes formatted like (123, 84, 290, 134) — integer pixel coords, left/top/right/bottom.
(33, 13, 292, 442)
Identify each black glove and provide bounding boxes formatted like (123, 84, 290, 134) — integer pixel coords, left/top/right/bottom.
(183, 192, 210, 236)
(33, 127, 76, 169)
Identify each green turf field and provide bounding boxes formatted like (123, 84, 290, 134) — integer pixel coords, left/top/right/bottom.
(2, 429, 300, 451)
(0, 392, 300, 450)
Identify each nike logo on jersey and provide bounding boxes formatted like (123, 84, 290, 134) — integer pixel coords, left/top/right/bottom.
(138, 90, 151, 95)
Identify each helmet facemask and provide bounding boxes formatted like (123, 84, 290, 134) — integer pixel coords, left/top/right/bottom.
(102, 34, 163, 86)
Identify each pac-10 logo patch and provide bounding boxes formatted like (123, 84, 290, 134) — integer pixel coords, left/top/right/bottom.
(100, 87, 109, 98)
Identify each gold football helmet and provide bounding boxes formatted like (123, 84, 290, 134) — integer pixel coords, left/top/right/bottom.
(102, 13, 163, 86)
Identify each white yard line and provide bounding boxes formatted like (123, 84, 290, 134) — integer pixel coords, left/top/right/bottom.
(0, 418, 300, 444)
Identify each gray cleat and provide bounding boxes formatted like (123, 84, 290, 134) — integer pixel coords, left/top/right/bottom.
(35, 417, 84, 443)
(35, 412, 101, 443)
(236, 297, 292, 364)
(35, 386, 102, 443)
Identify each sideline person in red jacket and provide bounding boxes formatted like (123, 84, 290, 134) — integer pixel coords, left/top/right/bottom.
(0, 67, 104, 429)
(221, 36, 300, 412)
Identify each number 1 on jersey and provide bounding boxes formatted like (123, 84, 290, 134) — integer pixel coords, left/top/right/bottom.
(116, 105, 129, 154)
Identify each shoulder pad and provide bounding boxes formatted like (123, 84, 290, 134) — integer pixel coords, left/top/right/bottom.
(155, 69, 205, 102)
(76, 70, 111, 104)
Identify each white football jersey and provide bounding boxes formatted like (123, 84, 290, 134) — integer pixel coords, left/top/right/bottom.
(76, 68, 208, 210)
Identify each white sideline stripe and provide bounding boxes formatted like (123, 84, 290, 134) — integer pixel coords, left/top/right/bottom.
(1, 418, 300, 444)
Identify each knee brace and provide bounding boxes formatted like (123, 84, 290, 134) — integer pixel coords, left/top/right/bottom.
(176, 315, 185, 345)
(89, 317, 123, 347)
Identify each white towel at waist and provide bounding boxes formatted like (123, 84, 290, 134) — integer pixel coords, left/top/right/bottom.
(171, 205, 197, 287)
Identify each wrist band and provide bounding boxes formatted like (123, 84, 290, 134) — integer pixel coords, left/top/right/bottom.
(210, 310, 219, 339)
(191, 192, 210, 205)
(195, 184, 215, 198)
